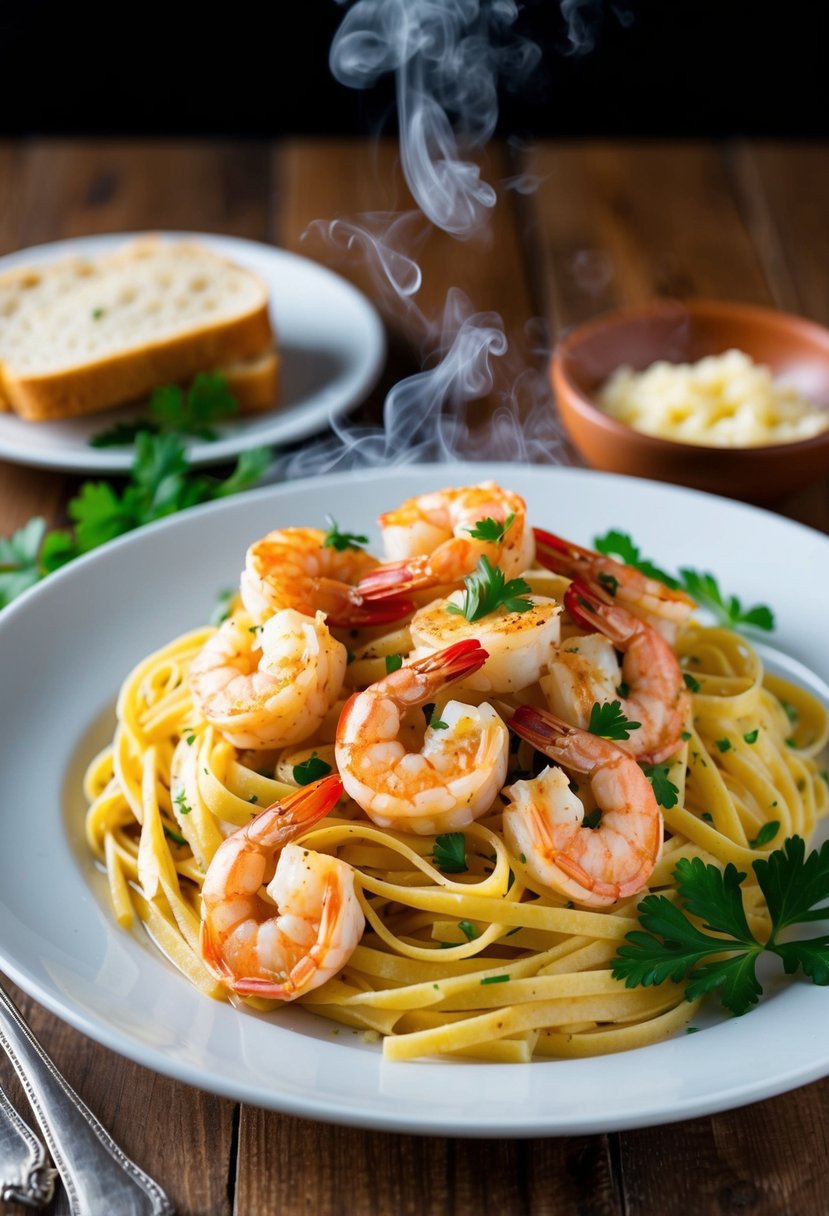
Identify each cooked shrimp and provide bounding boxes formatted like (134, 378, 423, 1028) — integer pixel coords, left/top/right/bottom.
(357, 482, 535, 600)
(543, 579, 689, 764)
(533, 528, 695, 642)
(335, 639, 510, 834)
(409, 592, 560, 694)
(201, 775, 364, 1000)
(189, 609, 347, 750)
(241, 527, 412, 628)
(503, 706, 663, 908)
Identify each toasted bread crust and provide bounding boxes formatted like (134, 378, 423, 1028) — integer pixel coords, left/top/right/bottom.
(4, 304, 273, 422)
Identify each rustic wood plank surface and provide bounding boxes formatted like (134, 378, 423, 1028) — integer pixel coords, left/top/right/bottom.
(0, 138, 827, 1216)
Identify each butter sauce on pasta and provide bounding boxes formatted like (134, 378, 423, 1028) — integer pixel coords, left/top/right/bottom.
(84, 485, 829, 1063)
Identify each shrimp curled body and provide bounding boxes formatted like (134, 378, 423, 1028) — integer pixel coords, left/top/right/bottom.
(335, 639, 510, 835)
(200, 775, 364, 999)
(357, 482, 535, 600)
(504, 706, 664, 908)
(241, 526, 412, 628)
(189, 609, 346, 750)
(546, 579, 689, 764)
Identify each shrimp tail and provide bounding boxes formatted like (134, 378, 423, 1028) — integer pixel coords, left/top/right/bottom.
(563, 578, 628, 640)
(533, 529, 591, 576)
(314, 578, 415, 626)
(355, 557, 433, 600)
(510, 704, 599, 774)
(411, 638, 489, 681)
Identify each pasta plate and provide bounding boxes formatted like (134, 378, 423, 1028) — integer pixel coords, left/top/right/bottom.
(0, 463, 827, 1135)
(0, 232, 385, 473)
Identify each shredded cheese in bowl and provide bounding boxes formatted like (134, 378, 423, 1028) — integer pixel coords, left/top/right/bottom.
(598, 349, 829, 447)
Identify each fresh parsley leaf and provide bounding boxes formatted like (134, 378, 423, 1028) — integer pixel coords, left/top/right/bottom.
(429, 714, 449, 730)
(678, 568, 775, 634)
(323, 516, 369, 552)
(0, 434, 272, 611)
(612, 838, 829, 1016)
(0, 518, 48, 607)
(743, 729, 759, 745)
(593, 530, 679, 588)
(445, 556, 533, 622)
(749, 821, 780, 849)
(292, 753, 333, 787)
(642, 762, 679, 809)
(432, 832, 468, 874)
(90, 372, 239, 447)
(458, 920, 479, 941)
(464, 513, 514, 543)
(385, 654, 403, 674)
(587, 700, 641, 741)
(715, 738, 732, 753)
(683, 672, 701, 693)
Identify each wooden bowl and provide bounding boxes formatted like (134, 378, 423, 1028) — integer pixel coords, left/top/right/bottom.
(551, 299, 829, 502)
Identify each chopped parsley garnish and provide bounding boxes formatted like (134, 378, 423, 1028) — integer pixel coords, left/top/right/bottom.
(173, 789, 191, 816)
(681, 730, 692, 741)
(445, 556, 533, 622)
(480, 974, 509, 985)
(749, 821, 780, 849)
(292, 753, 333, 786)
(384, 653, 403, 674)
(715, 738, 732, 753)
(458, 920, 479, 941)
(611, 836, 829, 1016)
(323, 517, 369, 552)
(642, 762, 680, 809)
(683, 672, 701, 693)
(743, 729, 759, 745)
(432, 833, 468, 873)
(587, 700, 641, 741)
(163, 825, 187, 847)
(464, 513, 514, 543)
(429, 714, 449, 730)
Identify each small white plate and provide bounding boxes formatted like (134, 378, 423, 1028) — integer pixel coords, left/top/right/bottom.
(0, 464, 828, 1136)
(0, 232, 385, 472)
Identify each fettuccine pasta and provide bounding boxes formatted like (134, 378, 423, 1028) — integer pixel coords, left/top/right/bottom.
(84, 488, 829, 1063)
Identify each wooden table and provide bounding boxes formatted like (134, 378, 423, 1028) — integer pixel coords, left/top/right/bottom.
(1, 138, 827, 1216)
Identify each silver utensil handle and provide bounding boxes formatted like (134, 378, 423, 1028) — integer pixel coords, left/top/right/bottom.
(0, 981, 174, 1216)
(0, 1080, 57, 1208)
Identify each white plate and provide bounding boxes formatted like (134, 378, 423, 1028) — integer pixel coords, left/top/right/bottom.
(0, 232, 385, 472)
(1, 464, 828, 1136)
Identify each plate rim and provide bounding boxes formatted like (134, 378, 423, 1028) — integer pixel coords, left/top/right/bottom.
(1, 461, 828, 1136)
(0, 230, 386, 473)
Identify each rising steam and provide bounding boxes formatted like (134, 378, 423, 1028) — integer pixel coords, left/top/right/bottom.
(278, 1, 585, 478)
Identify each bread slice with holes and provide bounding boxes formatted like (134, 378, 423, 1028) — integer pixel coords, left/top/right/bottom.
(0, 238, 275, 422)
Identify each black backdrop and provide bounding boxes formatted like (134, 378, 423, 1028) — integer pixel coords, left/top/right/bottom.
(1, 0, 826, 138)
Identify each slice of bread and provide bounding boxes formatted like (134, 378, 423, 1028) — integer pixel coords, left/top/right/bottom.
(0, 238, 275, 422)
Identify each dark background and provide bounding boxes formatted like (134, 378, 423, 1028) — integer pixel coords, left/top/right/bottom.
(1, 0, 826, 138)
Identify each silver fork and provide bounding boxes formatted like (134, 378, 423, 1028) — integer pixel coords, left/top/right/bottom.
(0, 1079, 57, 1208)
(0, 979, 175, 1215)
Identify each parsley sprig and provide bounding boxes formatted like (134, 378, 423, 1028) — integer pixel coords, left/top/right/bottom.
(432, 833, 468, 874)
(593, 529, 775, 634)
(446, 556, 533, 623)
(90, 372, 240, 446)
(323, 517, 369, 552)
(0, 432, 270, 609)
(612, 837, 829, 1016)
(292, 753, 333, 787)
(642, 762, 680, 809)
(464, 513, 515, 544)
(587, 700, 641, 741)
